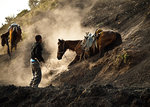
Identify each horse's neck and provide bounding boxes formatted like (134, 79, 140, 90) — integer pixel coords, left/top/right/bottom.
(5, 32, 9, 38)
(65, 41, 80, 51)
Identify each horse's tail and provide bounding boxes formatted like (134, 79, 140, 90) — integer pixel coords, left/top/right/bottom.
(115, 32, 122, 46)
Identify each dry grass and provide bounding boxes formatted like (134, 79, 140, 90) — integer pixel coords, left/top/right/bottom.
(0, 0, 58, 35)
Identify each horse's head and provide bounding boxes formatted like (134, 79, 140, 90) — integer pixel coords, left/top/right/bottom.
(1, 33, 8, 46)
(57, 39, 67, 60)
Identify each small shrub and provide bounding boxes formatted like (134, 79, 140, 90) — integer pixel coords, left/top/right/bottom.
(34, 10, 43, 16)
(115, 51, 129, 68)
(5, 16, 15, 24)
(17, 9, 30, 17)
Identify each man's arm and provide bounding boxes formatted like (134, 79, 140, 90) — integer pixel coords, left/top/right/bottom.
(36, 44, 45, 63)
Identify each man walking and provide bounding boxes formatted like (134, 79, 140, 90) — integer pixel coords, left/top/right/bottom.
(30, 35, 45, 87)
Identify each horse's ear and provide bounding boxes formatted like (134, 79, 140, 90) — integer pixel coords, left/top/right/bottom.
(58, 39, 64, 43)
(86, 32, 89, 35)
(84, 36, 88, 39)
(58, 39, 61, 42)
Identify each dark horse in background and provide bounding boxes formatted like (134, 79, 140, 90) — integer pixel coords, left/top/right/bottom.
(1, 25, 22, 57)
(57, 31, 122, 66)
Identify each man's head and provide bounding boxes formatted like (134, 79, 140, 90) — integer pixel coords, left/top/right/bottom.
(35, 35, 42, 42)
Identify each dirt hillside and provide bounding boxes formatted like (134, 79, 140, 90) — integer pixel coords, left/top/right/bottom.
(51, 0, 150, 88)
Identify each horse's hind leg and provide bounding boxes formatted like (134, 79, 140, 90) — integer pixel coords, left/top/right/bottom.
(15, 43, 17, 50)
(83, 51, 90, 60)
(99, 46, 104, 58)
(7, 46, 11, 58)
(100, 49, 104, 57)
(68, 55, 80, 66)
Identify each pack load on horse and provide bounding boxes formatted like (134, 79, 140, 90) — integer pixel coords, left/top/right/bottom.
(81, 29, 103, 58)
(81, 32, 97, 51)
(57, 29, 122, 66)
(1, 23, 22, 57)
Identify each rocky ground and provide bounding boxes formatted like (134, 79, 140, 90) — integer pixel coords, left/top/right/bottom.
(0, 84, 150, 107)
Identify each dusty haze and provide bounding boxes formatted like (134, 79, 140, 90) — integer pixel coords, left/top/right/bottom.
(0, 4, 96, 87)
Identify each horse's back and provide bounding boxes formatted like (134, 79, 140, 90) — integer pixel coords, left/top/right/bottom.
(97, 31, 115, 45)
(97, 31, 122, 49)
(101, 31, 116, 37)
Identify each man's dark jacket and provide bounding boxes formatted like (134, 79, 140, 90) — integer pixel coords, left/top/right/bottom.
(31, 42, 44, 62)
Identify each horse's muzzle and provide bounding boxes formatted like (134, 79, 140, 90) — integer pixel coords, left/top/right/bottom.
(1, 43, 4, 47)
(57, 57, 62, 60)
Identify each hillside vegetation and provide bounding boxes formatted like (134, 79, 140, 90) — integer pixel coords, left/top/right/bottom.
(0, 0, 58, 33)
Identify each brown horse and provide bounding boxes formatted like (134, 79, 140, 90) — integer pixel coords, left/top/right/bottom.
(83, 31, 122, 58)
(57, 39, 83, 66)
(1, 32, 10, 56)
(57, 31, 122, 66)
(1, 26, 22, 57)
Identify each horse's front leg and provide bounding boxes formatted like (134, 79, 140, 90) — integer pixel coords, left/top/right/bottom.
(6, 40, 11, 57)
(68, 55, 80, 66)
(79, 51, 84, 62)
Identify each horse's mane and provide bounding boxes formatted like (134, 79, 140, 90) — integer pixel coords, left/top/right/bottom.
(64, 40, 81, 42)
(63, 40, 82, 51)
(1, 32, 9, 39)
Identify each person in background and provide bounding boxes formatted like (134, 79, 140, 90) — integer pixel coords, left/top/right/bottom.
(30, 35, 45, 88)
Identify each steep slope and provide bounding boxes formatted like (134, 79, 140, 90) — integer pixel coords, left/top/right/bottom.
(51, 0, 150, 88)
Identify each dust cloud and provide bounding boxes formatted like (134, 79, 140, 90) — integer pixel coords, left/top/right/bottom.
(0, 4, 96, 87)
